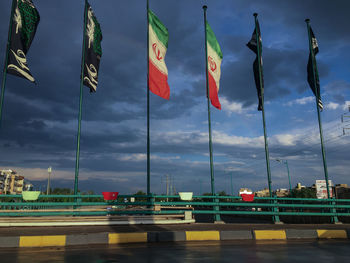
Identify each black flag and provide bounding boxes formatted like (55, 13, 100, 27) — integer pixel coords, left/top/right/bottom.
(307, 27, 323, 110)
(7, 0, 40, 83)
(247, 18, 263, 111)
(82, 2, 102, 92)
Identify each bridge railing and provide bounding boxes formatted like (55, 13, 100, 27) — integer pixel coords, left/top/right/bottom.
(0, 194, 349, 223)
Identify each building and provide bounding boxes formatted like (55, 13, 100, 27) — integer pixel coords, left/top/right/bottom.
(296, 183, 306, 190)
(334, 184, 350, 199)
(0, 169, 24, 194)
(255, 188, 270, 197)
(275, 188, 290, 197)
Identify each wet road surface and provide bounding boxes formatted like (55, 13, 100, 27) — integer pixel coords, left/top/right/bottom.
(1, 240, 350, 263)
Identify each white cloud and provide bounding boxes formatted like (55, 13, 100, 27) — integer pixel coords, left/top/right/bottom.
(273, 134, 296, 146)
(220, 97, 254, 115)
(119, 153, 147, 162)
(285, 96, 314, 107)
(118, 154, 180, 162)
(213, 131, 265, 147)
(326, 102, 340, 110)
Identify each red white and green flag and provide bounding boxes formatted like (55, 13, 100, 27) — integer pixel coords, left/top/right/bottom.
(206, 22, 222, 110)
(148, 10, 170, 100)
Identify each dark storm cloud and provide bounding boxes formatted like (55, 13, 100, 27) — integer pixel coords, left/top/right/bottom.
(1, 0, 345, 124)
(254, 0, 350, 45)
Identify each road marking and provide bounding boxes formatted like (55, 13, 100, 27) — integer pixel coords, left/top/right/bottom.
(19, 235, 66, 247)
(185, 231, 220, 241)
(108, 233, 147, 244)
(254, 230, 286, 240)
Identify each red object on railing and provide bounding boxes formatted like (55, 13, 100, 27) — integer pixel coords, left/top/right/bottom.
(102, 192, 119, 201)
(241, 194, 254, 202)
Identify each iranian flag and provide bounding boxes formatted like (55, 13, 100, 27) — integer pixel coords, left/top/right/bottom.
(206, 22, 222, 110)
(148, 9, 170, 100)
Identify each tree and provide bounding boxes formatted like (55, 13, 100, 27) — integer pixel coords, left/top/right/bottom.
(292, 188, 316, 198)
(134, 190, 146, 196)
(218, 191, 228, 196)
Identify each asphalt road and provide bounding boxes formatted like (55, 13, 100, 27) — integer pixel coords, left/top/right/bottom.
(1, 240, 350, 263)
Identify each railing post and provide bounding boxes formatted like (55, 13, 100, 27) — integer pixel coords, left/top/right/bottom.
(331, 198, 340, 224)
(74, 194, 82, 210)
(214, 194, 222, 223)
(149, 193, 155, 210)
(273, 196, 282, 224)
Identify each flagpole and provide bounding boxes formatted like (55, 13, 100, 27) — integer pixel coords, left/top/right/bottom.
(0, 0, 16, 127)
(74, 0, 88, 195)
(146, 0, 151, 196)
(305, 19, 330, 199)
(254, 13, 272, 198)
(203, 6, 215, 196)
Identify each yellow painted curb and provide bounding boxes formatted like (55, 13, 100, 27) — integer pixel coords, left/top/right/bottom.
(317, 230, 347, 239)
(185, 231, 220, 241)
(19, 235, 66, 247)
(108, 233, 147, 244)
(254, 230, 286, 240)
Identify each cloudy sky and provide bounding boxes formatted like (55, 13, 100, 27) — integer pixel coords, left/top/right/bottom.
(0, 0, 349, 195)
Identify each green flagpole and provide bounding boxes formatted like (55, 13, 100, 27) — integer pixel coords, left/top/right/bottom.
(254, 13, 272, 198)
(74, 0, 88, 195)
(147, 0, 151, 196)
(203, 6, 215, 197)
(305, 19, 330, 199)
(0, 0, 16, 127)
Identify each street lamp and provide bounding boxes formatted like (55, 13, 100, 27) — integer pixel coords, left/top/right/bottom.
(275, 159, 292, 196)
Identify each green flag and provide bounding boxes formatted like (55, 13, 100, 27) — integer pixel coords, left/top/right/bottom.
(307, 27, 323, 110)
(7, 0, 40, 83)
(82, 1, 102, 92)
(247, 17, 263, 111)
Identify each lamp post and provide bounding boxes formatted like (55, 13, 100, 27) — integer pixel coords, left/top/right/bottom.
(47, 166, 52, 195)
(276, 159, 292, 196)
(230, 174, 233, 196)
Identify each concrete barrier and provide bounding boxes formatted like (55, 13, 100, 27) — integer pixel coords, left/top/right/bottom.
(66, 232, 108, 246)
(220, 230, 253, 240)
(0, 228, 348, 248)
(109, 233, 148, 244)
(185, 231, 220, 241)
(19, 235, 66, 247)
(286, 229, 317, 239)
(317, 230, 347, 239)
(0, 236, 19, 248)
(254, 230, 287, 240)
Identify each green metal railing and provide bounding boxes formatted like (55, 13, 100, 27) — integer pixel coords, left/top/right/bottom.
(1, 194, 349, 223)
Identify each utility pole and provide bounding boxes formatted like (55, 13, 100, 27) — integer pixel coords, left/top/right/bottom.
(46, 166, 52, 195)
(341, 105, 350, 135)
(166, 174, 169, 202)
(170, 175, 173, 195)
(161, 174, 170, 201)
(276, 159, 292, 195)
